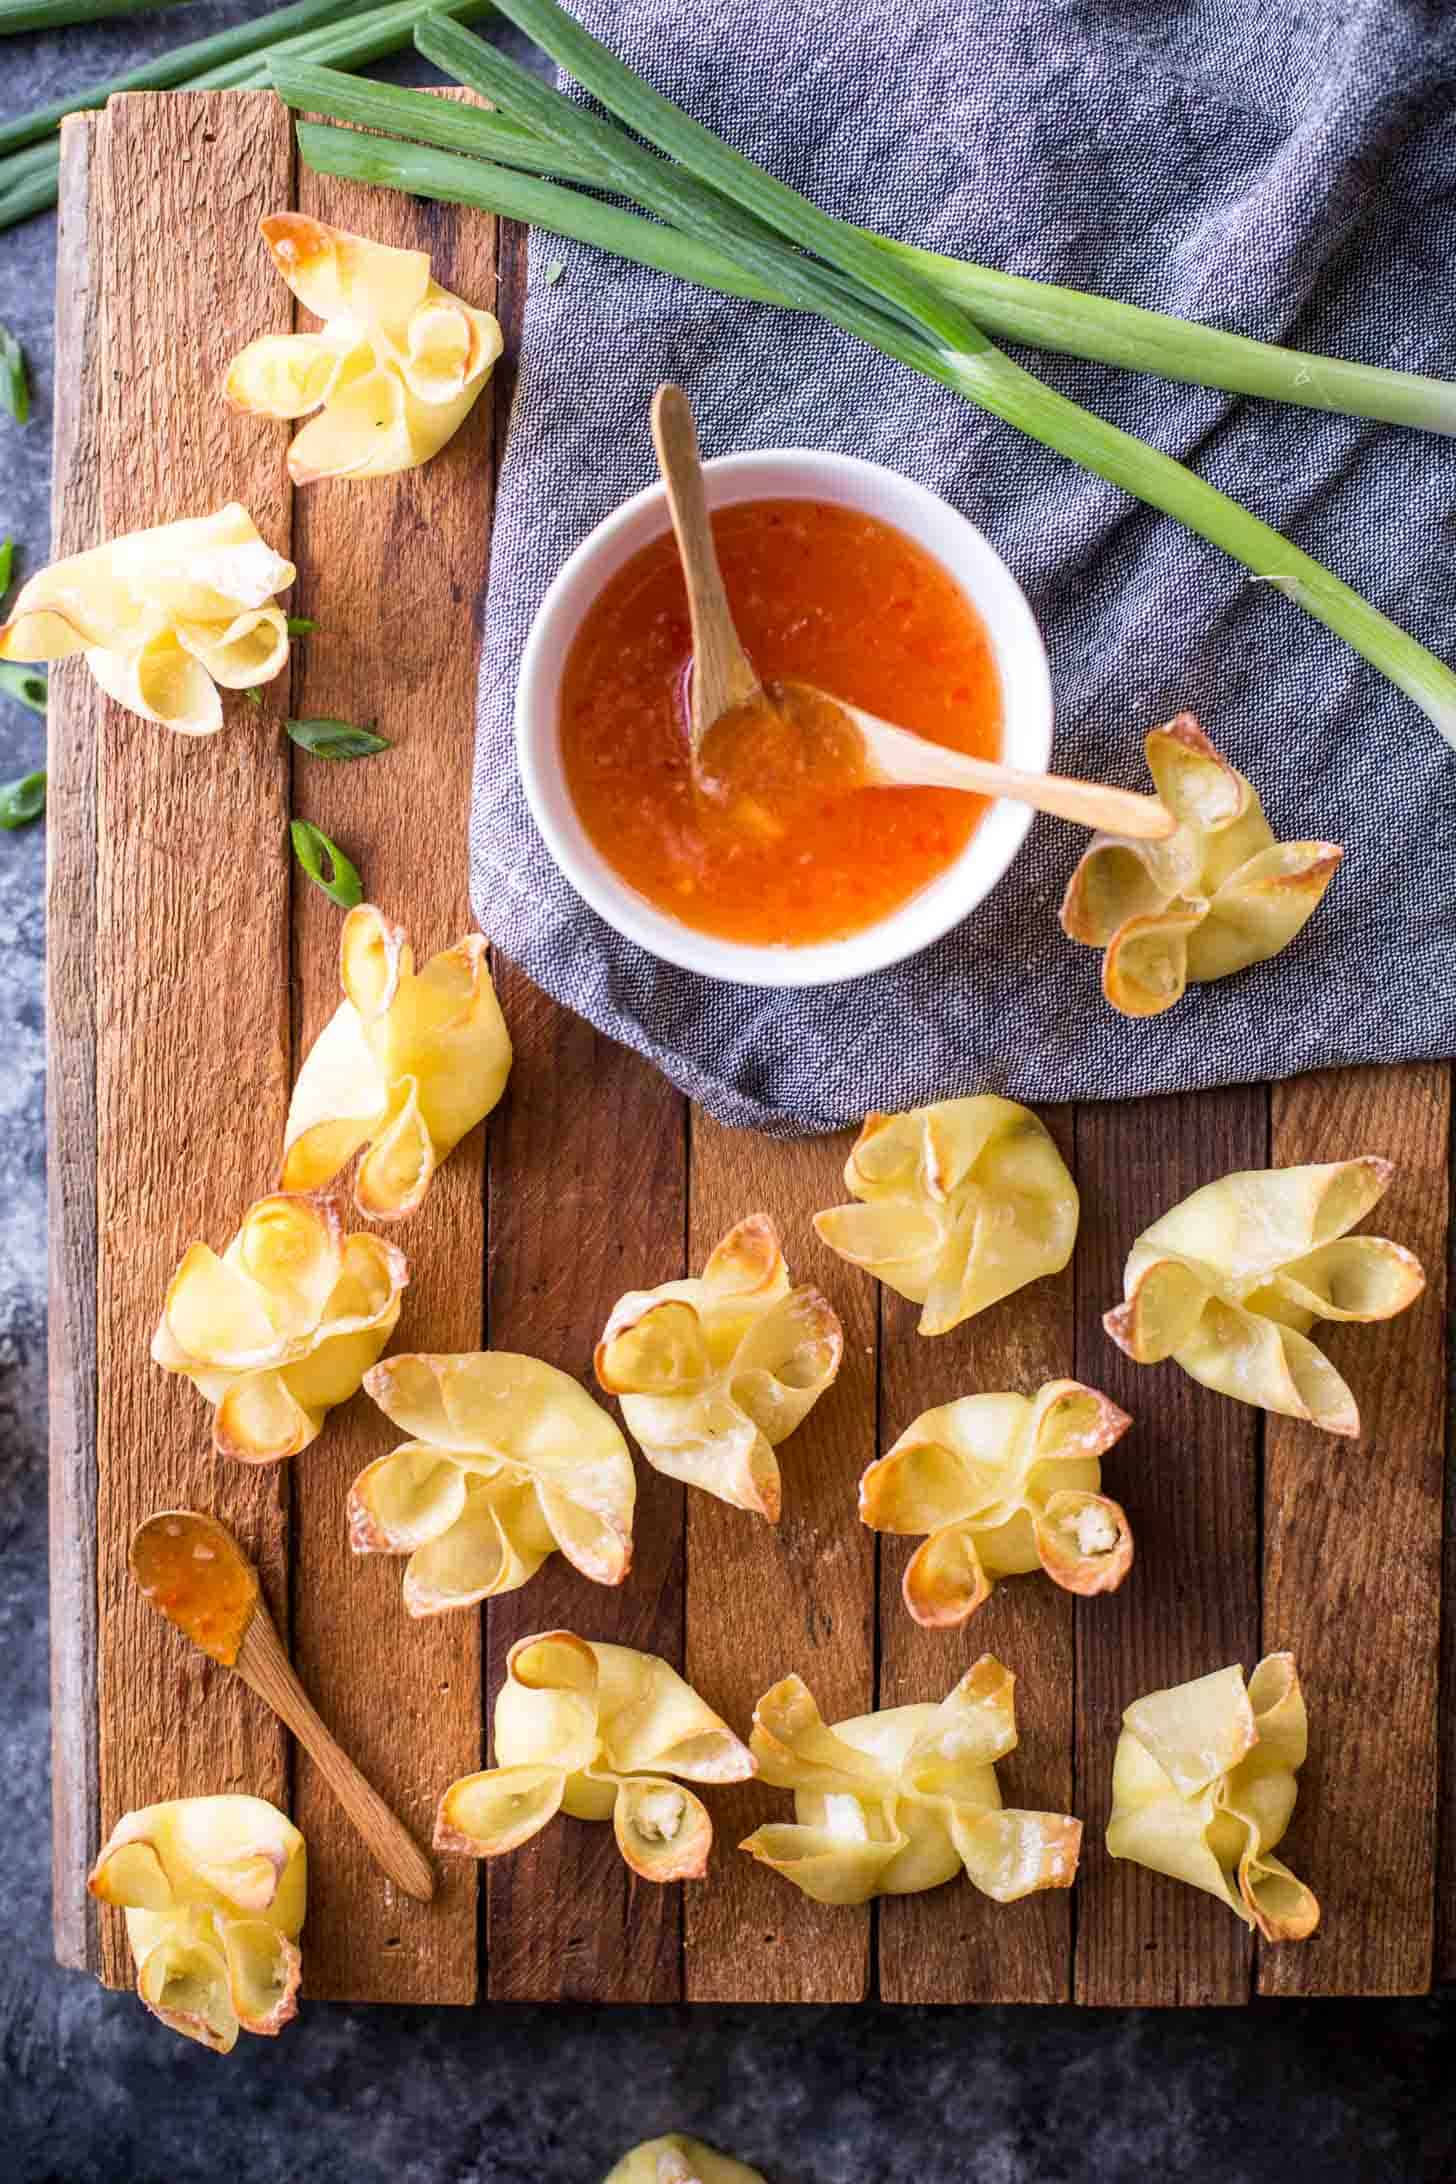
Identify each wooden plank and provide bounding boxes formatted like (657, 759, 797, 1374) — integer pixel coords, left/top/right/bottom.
(684, 1121, 875, 2003)
(47, 111, 105, 1978)
(485, 990, 688, 2001)
(1073, 1089, 1265, 2006)
(877, 1110, 1076, 2004)
(287, 116, 495, 2003)
(1259, 1063, 1449, 1997)
(90, 92, 295, 1991)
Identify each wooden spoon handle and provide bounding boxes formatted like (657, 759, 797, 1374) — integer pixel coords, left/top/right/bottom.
(970, 764, 1174, 839)
(848, 708, 1172, 838)
(650, 383, 760, 746)
(237, 1610, 435, 1902)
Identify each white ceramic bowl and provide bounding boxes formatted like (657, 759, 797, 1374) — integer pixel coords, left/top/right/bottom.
(515, 449, 1052, 988)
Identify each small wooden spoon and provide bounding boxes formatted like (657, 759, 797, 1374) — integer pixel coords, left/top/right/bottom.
(649, 382, 1173, 843)
(130, 1510, 434, 1903)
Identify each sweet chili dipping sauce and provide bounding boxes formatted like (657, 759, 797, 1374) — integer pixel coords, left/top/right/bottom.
(558, 497, 1002, 947)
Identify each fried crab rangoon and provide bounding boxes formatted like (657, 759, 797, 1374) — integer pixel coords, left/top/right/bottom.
(595, 1214, 842, 1520)
(1059, 713, 1341, 1018)
(283, 903, 512, 1222)
(88, 1796, 306, 2053)
(435, 1632, 755, 1882)
(151, 1190, 406, 1463)
(0, 502, 294, 734)
(604, 2139, 767, 2184)
(1104, 1156, 1424, 1436)
(1107, 1654, 1319, 1941)
(861, 1380, 1133, 1629)
(813, 1098, 1078, 1337)
(740, 1657, 1081, 1906)
(226, 215, 503, 483)
(350, 1352, 636, 1612)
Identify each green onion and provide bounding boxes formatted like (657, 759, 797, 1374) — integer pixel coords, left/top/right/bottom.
(269, 56, 610, 179)
(0, 161, 58, 232)
(881, 244, 1456, 436)
(0, 769, 45, 830)
(0, 0, 371, 160)
(243, 688, 264, 706)
(286, 715, 391, 758)
(296, 122, 788, 305)
(0, 0, 499, 231)
(276, 55, 1456, 440)
(291, 818, 363, 906)
(0, 0, 190, 30)
(286, 615, 318, 636)
(0, 660, 46, 715)
(0, 539, 12, 598)
(431, 1, 1456, 747)
(0, 322, 28, 425)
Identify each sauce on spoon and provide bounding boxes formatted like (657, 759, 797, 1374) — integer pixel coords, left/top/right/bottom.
(130, 1510, 260, 1666)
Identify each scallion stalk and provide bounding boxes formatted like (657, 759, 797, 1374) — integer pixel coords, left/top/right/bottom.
(0, 320, 28, 423)
(881, 243, 1456, 436)
(0, 0, 499, 230)
(0, 0, 371, 159)
(296, 120, 786, 303)
(271, 55, 609, 180)
(403, 3, 1456, 745)
(1, 0, 189, 30)
(274, 52, 1456, 438)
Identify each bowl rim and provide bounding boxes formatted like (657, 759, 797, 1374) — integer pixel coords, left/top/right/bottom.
(515, 447, 1052, 989)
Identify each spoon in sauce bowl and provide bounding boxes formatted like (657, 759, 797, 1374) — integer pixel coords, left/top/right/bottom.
(130, 1510, 434, 1902)
(649, 383, 1174, 843)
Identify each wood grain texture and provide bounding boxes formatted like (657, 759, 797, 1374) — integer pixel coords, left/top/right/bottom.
(877, 1109, 1076, 2004)
(286, 106, 495, 2003)
(1259, 1064, 1449, 1997)
(91, 92, 295, 1993)
(236, 1604, 435, 1904)
(485, 986, 688, 2001)
(47, 111, 104, 1977)
(1072, 1089, 1265, 2006)
(47, 92, 1456, 2006)
(684, 1121, 875, 2002)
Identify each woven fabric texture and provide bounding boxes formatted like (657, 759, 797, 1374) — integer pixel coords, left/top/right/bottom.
(470, 0, 1456, 1134)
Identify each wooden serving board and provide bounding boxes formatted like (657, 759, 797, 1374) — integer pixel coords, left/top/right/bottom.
(47, 90, 1453, 2007)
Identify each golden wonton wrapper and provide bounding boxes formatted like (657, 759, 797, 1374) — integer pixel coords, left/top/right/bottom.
(1107, 1653, 1319, 1941)
(226, 215, 504, 483)
(0, 502, 294, 734)
(152, 1191, 406, 1462)
(435, 1632, 755, 1883)
(1104, 1156, 1424, 1436)
(861, 1379, 1133, 1628)
(740, 1657, 1081, 1906)
(603, 2139, 767, 2184)
(282, 903, 512, 1222)
(1059, 714, 1341, 1018)
(88, 1796, 306, 2052)
(351, 1352, 636, 1612)
(814, 1099, 1079, 1337)
(595, 1214, 843, 1520)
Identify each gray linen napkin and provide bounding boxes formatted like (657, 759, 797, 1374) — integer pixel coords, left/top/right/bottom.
(470, 0, 1456, 1136)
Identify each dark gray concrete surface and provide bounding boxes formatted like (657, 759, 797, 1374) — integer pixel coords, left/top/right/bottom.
(0, 9, 1449, 2180)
